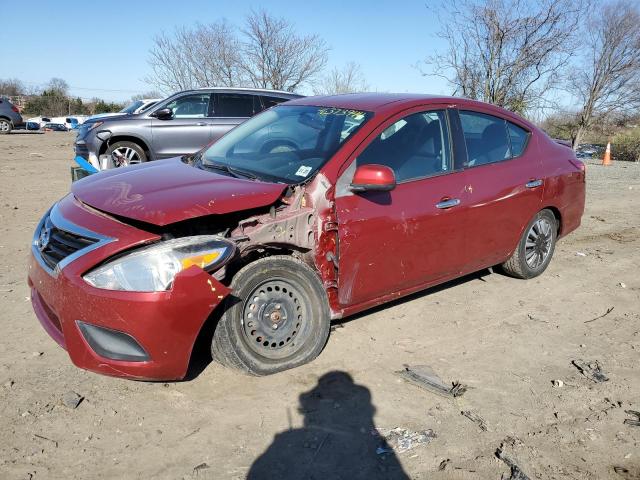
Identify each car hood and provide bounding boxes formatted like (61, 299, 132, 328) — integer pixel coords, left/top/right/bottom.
(71, 158, 287, 226)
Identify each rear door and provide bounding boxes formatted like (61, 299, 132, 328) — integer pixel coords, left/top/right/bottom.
(335, 106, 469, 307)
(150, 92, 213, 158)
(456, 109, 543, 271)
(209, 92, 260, 143)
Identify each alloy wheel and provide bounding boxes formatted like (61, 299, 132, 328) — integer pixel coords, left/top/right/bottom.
(525, 217, 553, 269)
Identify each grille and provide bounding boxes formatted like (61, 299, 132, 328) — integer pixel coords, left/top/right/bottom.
(38, 216, 98, 270)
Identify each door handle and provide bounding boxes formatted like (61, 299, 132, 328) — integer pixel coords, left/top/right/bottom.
(196, 122, 207, 126)
(526, 179, 543, 188)
(436, 198, 461, 209)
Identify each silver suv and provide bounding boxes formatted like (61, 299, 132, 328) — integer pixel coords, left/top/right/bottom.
(0, 98, 24, 134)
(74, 88, 301, 168)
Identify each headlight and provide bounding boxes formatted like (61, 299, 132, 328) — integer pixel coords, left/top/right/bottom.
(83, 236, 235, 292)
(86, 121, 104, 132)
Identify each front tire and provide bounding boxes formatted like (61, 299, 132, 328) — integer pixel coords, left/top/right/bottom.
(0, 119, 12, 134)
(501, 209, 557, 279)
(212, 256, 330, 376)
(106, 141, 147, 166)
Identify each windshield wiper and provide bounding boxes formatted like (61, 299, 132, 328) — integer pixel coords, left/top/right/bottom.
(199, 161, 259, 180)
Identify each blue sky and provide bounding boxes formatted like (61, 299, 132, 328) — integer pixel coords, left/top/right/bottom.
(0, 0, 450, 102)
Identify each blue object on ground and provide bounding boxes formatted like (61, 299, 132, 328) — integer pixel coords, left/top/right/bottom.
(74, 155, 99, 174)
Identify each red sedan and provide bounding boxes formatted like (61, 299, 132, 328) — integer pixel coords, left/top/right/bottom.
(28, 94, 585, 379)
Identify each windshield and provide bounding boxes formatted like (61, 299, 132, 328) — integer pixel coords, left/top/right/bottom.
(200, 105, 371, 184)
(120, 100, 144, 114)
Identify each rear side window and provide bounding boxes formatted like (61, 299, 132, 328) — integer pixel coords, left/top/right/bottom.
(507, 122, 530, 157)
(261, 96, 289, 109)
(356, 110, 451, 182)
(459, 111, 511, 167)
(216, 94, 257, 117)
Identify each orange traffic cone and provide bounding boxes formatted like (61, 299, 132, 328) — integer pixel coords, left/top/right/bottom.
(602, 142, 612, 166)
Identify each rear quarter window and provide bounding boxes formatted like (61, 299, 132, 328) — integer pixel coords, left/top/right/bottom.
(507, 122, 530, 157)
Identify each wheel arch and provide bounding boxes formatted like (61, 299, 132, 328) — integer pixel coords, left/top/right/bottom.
(98, 134, 151, 158)
(542, 205, 562, 235)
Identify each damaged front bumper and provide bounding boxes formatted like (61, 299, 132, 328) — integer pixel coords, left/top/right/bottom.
(28, 195, 231, 380)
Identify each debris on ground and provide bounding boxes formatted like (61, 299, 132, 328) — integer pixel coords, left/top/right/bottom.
(571, 360, 609, 383)
(193, 463, 210, 474)
(62, 391, 85, 409)
(438, 458, 451, 471)
(330, 323, 344, 332)
(551, 379, 564, 388)
(397, 365, 467, 398)
(575, 252, 587, 257)
(584, 306, 615, 323)
(623, 410, 640, 427)
(373, 427, 437, 454)
(461, 410, 487, 431)
(496, 445, 531, 480)
(618, 282, 627, 288)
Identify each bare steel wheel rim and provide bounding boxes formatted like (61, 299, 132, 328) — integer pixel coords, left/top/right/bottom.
(241, 278, 308, 360)
(525, 217, 553, 269)
(111, 146, 141, 165)
(0, 121, 10, 132)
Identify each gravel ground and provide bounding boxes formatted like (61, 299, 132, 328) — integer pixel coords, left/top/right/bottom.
(0, 131, 639, 480)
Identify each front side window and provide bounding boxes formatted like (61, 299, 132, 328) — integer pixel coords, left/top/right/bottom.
(200, 105, 371, 184)
(165, 94, 210, 118)
(216, 93, 257, 117)
(356, 110, 451, 182)
(459, 111, 512, 167)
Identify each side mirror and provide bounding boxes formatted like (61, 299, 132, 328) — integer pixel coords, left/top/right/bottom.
(349, 164, 396, 192)
(150, 108, 173, 120)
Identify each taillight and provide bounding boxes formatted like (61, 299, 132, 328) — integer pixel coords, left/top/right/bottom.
(11, 105, 19, 113)
(568, 158, 585, 172)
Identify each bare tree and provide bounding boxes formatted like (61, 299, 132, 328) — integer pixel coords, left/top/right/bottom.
(0, 78, 25, 97)
(568, 0, 640, 148)
(240, 10, 329, 92)
(314, 62, 369, 95)
(47, 78, 69, 96)
(146, 20, 245, 93)
(131, 91, 163, 101)
(421, 0, 586, 114)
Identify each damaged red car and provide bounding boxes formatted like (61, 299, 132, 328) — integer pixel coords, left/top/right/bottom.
(28, 94, 585, 380)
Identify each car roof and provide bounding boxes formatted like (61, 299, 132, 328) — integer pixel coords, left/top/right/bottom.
(284, 93, 532, 126)
(194, 87, 302, 97)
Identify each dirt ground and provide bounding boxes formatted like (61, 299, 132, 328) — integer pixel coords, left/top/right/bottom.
(0, 131, 638, 480)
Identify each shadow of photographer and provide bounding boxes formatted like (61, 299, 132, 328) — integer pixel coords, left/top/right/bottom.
(247, 371, 409, 480)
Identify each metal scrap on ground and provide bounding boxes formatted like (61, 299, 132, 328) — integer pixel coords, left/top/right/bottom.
(495, 445, 531, 480)
(373, 427, 437, 454)
(398, 365, 467, 398)
(623, 410, 640, 427)
(571, 359, 609, 383)
(461, 410, 488, 431)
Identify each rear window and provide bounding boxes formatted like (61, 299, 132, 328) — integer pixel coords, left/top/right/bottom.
(459, 111, 511, 167)
(216, 94, 257, 117)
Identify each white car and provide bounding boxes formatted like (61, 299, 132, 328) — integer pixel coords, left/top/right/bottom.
(86, 98, 161, 122)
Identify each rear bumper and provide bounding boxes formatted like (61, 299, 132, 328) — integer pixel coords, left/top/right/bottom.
(28, 196, 231, 380)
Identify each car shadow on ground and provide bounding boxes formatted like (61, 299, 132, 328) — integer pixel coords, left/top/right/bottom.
(247, 370, 410, 480)
(185, 268, 495, 380)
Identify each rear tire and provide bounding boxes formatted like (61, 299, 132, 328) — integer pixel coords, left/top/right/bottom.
(501, 209, 557, 279)
(106, 141, 147, 165)
(0, 119, 12, 134)
(212, 256, 330, 376)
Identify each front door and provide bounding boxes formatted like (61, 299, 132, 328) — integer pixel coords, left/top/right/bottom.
(151, 93, 213, 158)
(335, 107, 469, 308)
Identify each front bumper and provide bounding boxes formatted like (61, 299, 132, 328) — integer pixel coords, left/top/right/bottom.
(28, 195, 231, 380)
